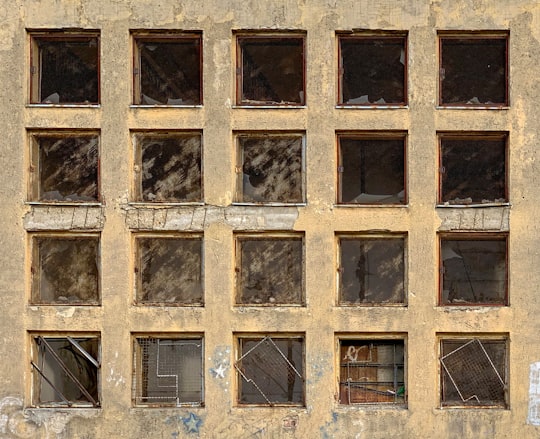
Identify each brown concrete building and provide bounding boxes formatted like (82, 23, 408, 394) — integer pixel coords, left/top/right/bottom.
(1, 0, 540, 437)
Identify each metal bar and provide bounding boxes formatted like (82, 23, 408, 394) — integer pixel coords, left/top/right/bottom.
(67, 336, 100, 368)
(31, 361, 72, 406)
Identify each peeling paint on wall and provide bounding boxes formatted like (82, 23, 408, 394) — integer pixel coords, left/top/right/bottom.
(528, 362, 540, 426)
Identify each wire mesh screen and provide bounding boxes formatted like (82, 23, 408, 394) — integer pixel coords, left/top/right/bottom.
(134, 338, 203, 406)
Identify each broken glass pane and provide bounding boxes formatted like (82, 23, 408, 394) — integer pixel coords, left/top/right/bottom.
(239, 135, 303, 203)
(441, 137, 506, 204)
(37, 135, 99, 202)
(340, 37, 406, 105)
(237, 237, 303, 305)
(339, 137, 405, 204)
(33, 237, 99, 304)
(137, 237, 203, 305)
(239, 37, 304, 105)
(138, 134, 202, 202)
(441, 38, 507, 105)
(441, 238, 507, 305)
(339, 237, 405, 304)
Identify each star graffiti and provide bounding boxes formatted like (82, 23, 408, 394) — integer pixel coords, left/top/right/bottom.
(210, 363, 227, 379)
(182, 413, 203, 434)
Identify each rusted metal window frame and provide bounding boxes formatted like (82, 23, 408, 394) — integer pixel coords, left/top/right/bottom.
(438, 232, 509, 306)
(337, 31, 408, 107)
(131, 31, 203, 106)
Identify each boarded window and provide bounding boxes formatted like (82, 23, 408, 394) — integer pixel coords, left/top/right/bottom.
(32, 236, 100, 305)
(136, 236, 203, 305)
(235, 336, 304, 405)
(441, 338, 507, 407)
(339, 236, 405, 305)
(133, 34, 202, 105)
(236, 236, 303, 305)
(30, 34, 99, 104)
(237, 36, 305, 105)
(339, 35, 406, 105)
(31, 336, 100, 407)
(440, 35, 508, 106)
(133, 337, 203, 406)
(134, 133, 202, 203)
(237, 134, 303, 204)
(440, 236, 507, 305)
(440, 134, 507, 205)
(339, 339, 405, 405)
(338, 135, 405, 204)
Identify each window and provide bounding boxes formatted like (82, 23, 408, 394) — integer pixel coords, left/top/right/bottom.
(133, 132, 202, 203)
(132, 33, 202, 105)
(338, 33, 407, 106)
(439, 133, 507, 205)
(235, 234, 303, 305)
(135, 235, 203, 305)
(30, 31, 99, 104)
(236, 34, 305, 106)
(29, 131, 99, 203)
(337, 133, 406, 204)
(440, 234, 507, 305)
(31, 234, 100, 305)
(133, 336, 203, 407)
(338, 235, 405, 305)
(236, 133, 304, 204)
(339, 338, 405, 405)
(440, 337, 508, 407)
(235, 336, 304, 405)
(439, 33, 508, 106)
(31, 335, 100, 407)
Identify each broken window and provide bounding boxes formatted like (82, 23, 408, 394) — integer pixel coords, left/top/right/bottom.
(31, 235, 100, 305)
(133, 33, 202, 105)
(439, 33, 508, 106)
(338, 235, 405, 305)
(235, 235, 303, 305)
(135, 235, 203, 305)
(30, 32, 99, 104)
(338, 34, 407, 105)
(439, 133, 507, 205)
(440, 235, 507, 305)
(235, 336, 304, 405)
(237, 35, 305, 105)
(31, 335, 100, 407)
(134, 132, 202, 203)
(133, 337, 203, 406)
(440, 338, 507, 407)
(338, 134, 406, 204)
(30, 132, 99, 202)
(339, 339, 405, 405)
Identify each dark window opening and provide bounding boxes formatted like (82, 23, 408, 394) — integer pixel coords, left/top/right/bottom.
(440, 236, 507, 305)
(235, 336, 304, 405)
(237, 36, 305, 105)
(339, 35, 406, 105)
(339, 236, 405, 305)
(338, 135, 405, 204)
(136, 236, 203, 305)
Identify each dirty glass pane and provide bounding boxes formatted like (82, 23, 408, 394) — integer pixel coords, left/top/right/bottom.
(237, 337, 304, 404)
(339, 137, 405, 204)
(38, 135, 99, 202)
(34, 237, 99, 304)
(339, 340, 405, 405)
(441, 239, 506, 305)
(137, 38, 201, 105)
(441, 137, 506, 204)
(339, 237, 405, 304)
(37, 38, 99, 104)
(340, 37, 406, 105)
(237, 237, 303, 304)
(138, 134, 202, 202)
(239, 37, 304, 105)
(137, 237, 203, 305)
(134, 338, 203, 406)
(441, 38, 507, 105)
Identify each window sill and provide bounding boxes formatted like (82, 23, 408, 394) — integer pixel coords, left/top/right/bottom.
(436, 105, 509, 110)
(130, 104, 203, 109)
(336, 104, 408, 110)
(127, 202, 205, 207)
(335, 203, 408, 208)
(232, 202, 306, 207)
(26, 201, 102, 207)
(233, 105, 306, 109)
(436, 202, 510, 208)
(27, 104, 100, 108)
(337, 303, 407, 307)
(133, 303, 204, 307)
(336, 404, 407, 411)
